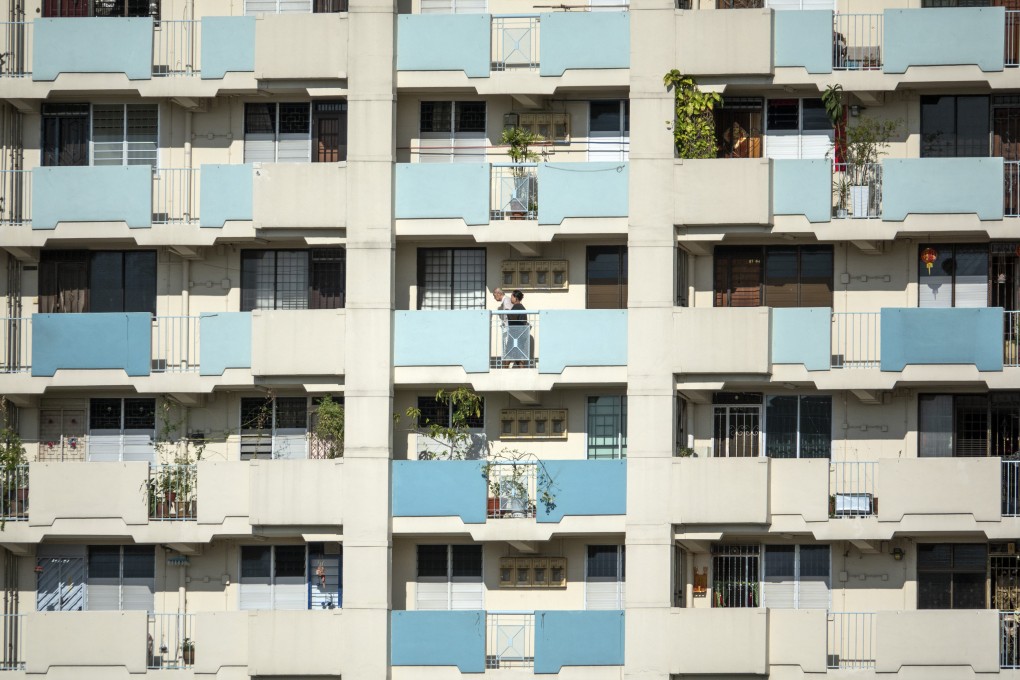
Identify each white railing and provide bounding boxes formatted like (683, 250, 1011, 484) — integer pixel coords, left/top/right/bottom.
(491, 164, 538, 221)
(833, 162, 881, 219)
(0, 170, 30, 226)
(1008, 11, 1020, 67)
(486, 612, 534, 669)
(1007, 311, 1020, 367)
(830, 462, 877, 518)
(490, 310, 538, 369)
(35, 436, 86, 462)
(1004, 460, 1020, 517)
(153, 168, 199, 225)
(833, 13, 882, 70)
(827, 611, 876, 669)
(0, 614, 24, 671)
(147, 612, 195, 669)
(487, 462, 537, 519)
(492, 16, 539, 71)
(152, 316, 200, 373)
(0, 22, 31, 77)
(0, 317, 30, 374)
(153, 20, 199, 77)
(148, 464, 198, 521)
(831, 312, 880, 369)
(1006, 162, 1020, 218)
(0, 466, 28, 522)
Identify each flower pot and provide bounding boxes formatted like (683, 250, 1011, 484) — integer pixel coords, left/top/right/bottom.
(155, 501, 170, 519)
(182, 500, 197, 519)
(182, 648, 194, 665)
(487, 497, 500, 518)
(15, 488, 27, 516)
(850, 185, 870, 217)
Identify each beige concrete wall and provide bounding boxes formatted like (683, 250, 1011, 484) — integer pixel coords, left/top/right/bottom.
(254, 14, 348, 79)
(25, 611, 148, 673)
(674, 159, 772, 226)
(249, 459, 344, 526)
(28, 462, 148, 527)
(767, 608, 827, 673)
(668, 608, 768, 675)
(675, 10, 773, 76)
(248, 610, 344, 675)
(251, 309, 346, 376)
(673, 307, 771, 374)
(769, 458, 828, 523)
(878, 457, 1001, 523)
(671, 458, 769, 524)
(875, 609, 1000, 673)
(252, 163, 348, 229)
(194, 611, 249, 673)
(197, 461, 251, 524)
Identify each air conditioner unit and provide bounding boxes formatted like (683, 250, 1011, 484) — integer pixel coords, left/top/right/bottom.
(834, 492, 875, 517)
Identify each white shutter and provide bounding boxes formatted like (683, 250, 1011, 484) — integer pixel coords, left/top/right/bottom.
(240, 577, 272, 610)
(272, 433, 308, 460)
(280, 0, 311, 12)
(451, 578, 483, 610)
(801, 0, 835, 8)
(122, 431, 155, 463)
(956, 276, 989, 308)
(766, 0, 803, 8)
(421, 0, 486, 12)
(87, 432, 122, 462)
(273, 577, 307, 610)
(86, 579, 120, 611)
(276, 134, 312, 163)
(763, 578, 796, 609)
(244, 135, 277, 164)
(415, 580, 451, 610)
(451, 134, 486, 162)
(765, 133, 801, 160)
(800, 131, 834, 160)
(585, 580, 623, 610)
(798, 577, 831, 609)
(245, 0, 277, 14)
(589, 0, 625, 10)
(920, 274, 953, 308)
(122, 578, 154, 611)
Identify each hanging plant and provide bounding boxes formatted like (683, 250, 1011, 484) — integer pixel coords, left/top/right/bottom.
(664, 69, 722, 159)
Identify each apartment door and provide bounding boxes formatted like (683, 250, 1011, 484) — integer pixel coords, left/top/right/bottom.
(38, 251, 89, 314)
(713, 404, 761, 457)
(586, 245, 627, 309)
(714, 98, 763, 159)
(41, 105, 89, 167)
(991, 245, 1020, 312)
(313, 101, 347, 163)
(36, 556, 85, 611)
(588, 101, 629, 161)
(714, 247, 762, 307)
(38, 408, 86, 461)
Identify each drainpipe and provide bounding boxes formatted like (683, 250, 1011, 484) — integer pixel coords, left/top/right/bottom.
(184, 110, 193, 222)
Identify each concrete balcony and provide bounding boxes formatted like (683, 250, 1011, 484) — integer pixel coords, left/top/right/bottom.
(393, 309, 627, 387)
(878, 458, 1001, 529)
(25, 611, 148, 673)
(27, 462, 149, 533)
(391, 459, 625, 538)
(390, 610, 623, 673)
(251, 309, 345, 377)
(674, 158, 771, 226)
(252, 162, 347, 230)
(672, 307, 771, 375)
(672, 458, 770, 525)
(252, 13, 348, 80)
(396, 11, 628, 90)
(394, 162, 628, 236)
(666, 609, 768, 676)
(30, 313, 152, 378)
(32, 165, 152, 229)
(875, 610, 999, 673)
(675, 9, 772, 76)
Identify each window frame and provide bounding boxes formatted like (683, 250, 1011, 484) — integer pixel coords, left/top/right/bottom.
(239, 543, 342, 611)
(584, 544, 625, 610)
(240, 248, 346, 312)
(920, 95, 991, 158)
(586, 245, 628, 310)
(917, 543, 988, 609)
(416, 247, 487, 310)
(714, 245, 834, 308)
(764, 395, 832, 459)
(762, 544, 831, 610)
(85, 545, 155, 611)
(414, 544, 484, 610)
(243, 102, 348, 163)
(586, 395, 627, 460)
(239, 396, 313, 459)
(418, 101, 487, 162)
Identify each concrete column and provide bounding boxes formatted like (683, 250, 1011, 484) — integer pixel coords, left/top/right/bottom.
(339, 2, 396, 679)
(627, 2, 679, 680)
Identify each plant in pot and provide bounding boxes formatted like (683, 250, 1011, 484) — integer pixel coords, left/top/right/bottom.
(313, 395, 344, 459)
(0, 398, 27, 524)
(181, 638, 195, 666)
(500, 126, 542, 220)
(147, 398, 204, 519)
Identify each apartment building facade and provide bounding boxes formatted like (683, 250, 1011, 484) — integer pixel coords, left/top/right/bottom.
(0, 0, 1018, 677)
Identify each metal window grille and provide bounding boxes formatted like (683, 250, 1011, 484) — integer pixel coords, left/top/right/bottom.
(418, 248, 486, 310)
(586, 396, 627, 460)
(713, 405, 761, 457)
(711, 544, 759, 608)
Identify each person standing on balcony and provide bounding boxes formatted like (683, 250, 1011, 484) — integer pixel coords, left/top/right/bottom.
(493, 287, 514, 312)
(505, 290, 530, 368)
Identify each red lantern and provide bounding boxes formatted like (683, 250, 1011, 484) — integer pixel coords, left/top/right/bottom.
(921, 247, 938, 274)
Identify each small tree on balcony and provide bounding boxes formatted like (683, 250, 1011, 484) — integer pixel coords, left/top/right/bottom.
(0, 398, 27, 528)
(664, 70, 722, 159)
(313, 395, 345, 459)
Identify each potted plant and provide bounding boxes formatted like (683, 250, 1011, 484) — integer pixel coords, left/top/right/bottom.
(664, 69, 722, 159)
(181, 638, 194, 666)
(500, 126, 542, 219)
(0, 398, 27, 525)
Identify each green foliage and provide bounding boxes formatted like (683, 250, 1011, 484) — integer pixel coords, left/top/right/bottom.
(501, 126, 542, 165)
(0, 399, 26, 475)
(403, 387, 483, 460)
(314, 395, 345, 459)
(664, 69, 722, 159)
(843, 116, 901, 167)
(820, 84, 844, 130)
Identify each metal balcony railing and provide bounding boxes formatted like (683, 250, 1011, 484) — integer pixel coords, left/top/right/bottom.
(152, 316, 201, 373)
(0, 170, 30, 226)
(1007, 311, 1020, 367)
(0, 22, 31, 77)
(0, 614, 24, 671)
(148, 464, 198, 521)
(829, 462, 877, 518)
(833, 162, 882, 219)
(1006, 162, 1020, 218)
(147, 612, 195, 669)
(831, 312, 881, 369)
(491, 310, 538, 369)
(486, 612, 534, 669)
(1008, 11, 1020, 67)
(153, 168, 199, 224)
(1003, 460, 1020, 517)
(0, 466, 28, 523)
(491, 164, 538, 221)
(487, 463, 537, 519)
(153, 20, 200, 77)
(0, 317, 30, 374)
(827, 611, 876, 669)
(833, 13, 882, 70)
(36, 436, 86, 462)
(492, 16, 539, 71)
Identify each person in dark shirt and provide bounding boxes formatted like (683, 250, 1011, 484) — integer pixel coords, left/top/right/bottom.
(508, 290, 526, 325)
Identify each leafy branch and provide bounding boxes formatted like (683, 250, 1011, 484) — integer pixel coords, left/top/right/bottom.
(664, 70, 722, 159)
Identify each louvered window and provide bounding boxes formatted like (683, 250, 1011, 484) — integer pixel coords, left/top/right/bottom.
(418, 101, 486, 162)
(244, 103, 346, 163)
(585, 545, 625, 609)
(240, 397, 310, 460)
(87, 398, 155, 462)
(92, 104, 158, 167)
(241, 249, 346, 311)
(765, 98, 833, 160)
(240, 544, 341, 611)
(417, 248, 486, 310)
(86, 545, 154, 611)
(762, 545, 830, 609)
(918, 244, 989, 308)
(415, 545, 483, 610)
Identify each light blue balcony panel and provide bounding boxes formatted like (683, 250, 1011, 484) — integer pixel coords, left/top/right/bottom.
(32, 313, 151, 377)
(201, 16, 255, 79)
(882, 158, 1003, 221)
(392, 461, 487, 523)
(395, 163, 490, 226)
(33, 17, 153, 81)
(396, 14, 490, 77)
(537, 162, 628, 225)
(391, 611, 485, 672)
(32, 166, 152, 230)
(772, 307, 831, 371)
(773, 159, 831, 223)
(884, 8, 1004, 73)
(199, 312, 251, 376)
(394, 310, 490, 373)
(538, 460, 626, 523)
(534, 610, 625, 673)
(880, 307, 1003, 372)
(538, 310, 627, 374)
(539, 11, 629, 76)
(774, 11, 832, 74)
(200, 164, 253, 228)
